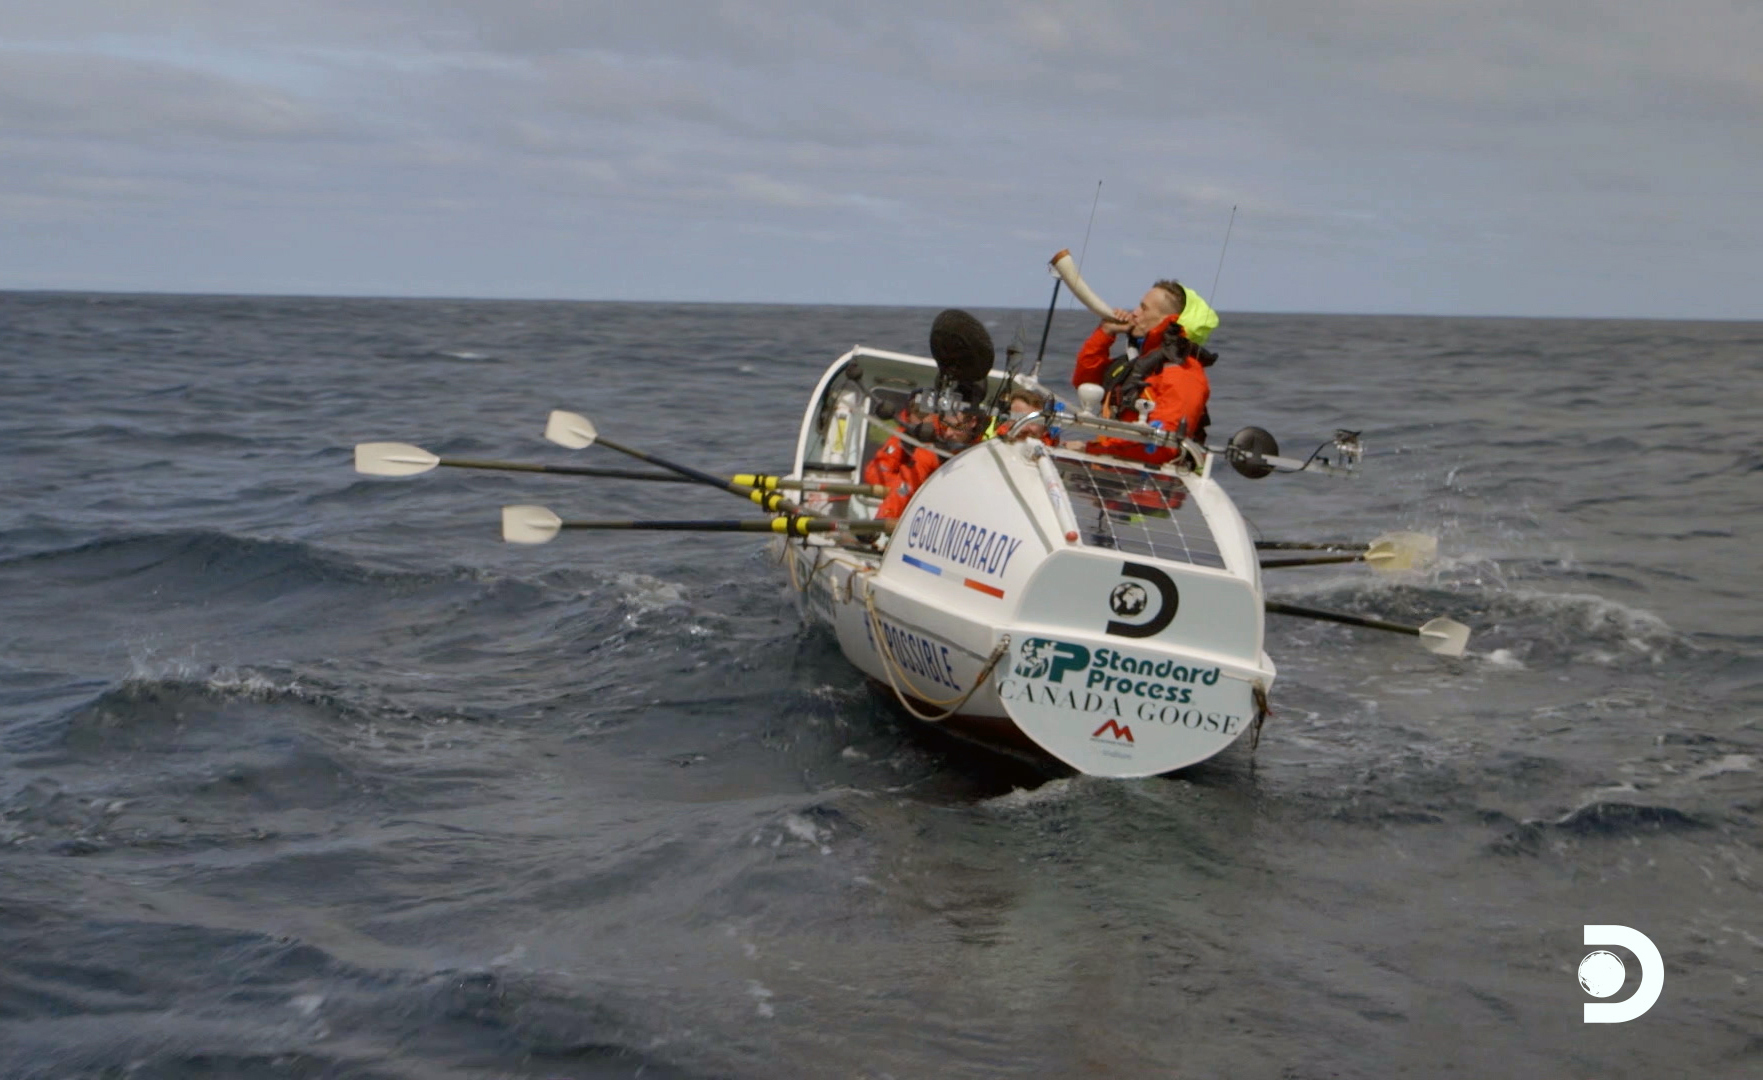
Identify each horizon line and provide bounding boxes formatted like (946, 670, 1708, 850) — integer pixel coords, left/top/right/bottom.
(0, 286, 1755, 324)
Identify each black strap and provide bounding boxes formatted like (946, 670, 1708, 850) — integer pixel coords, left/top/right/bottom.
(1100, 340, 1176, 414)
(1100, 334, 1222, 413)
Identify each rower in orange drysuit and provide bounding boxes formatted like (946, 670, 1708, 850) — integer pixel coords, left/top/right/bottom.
(1073, 287, 1211, 467)
(866, 407, 982, 520)
(863, 401, 937, 520)
(867, 437, 939, 520)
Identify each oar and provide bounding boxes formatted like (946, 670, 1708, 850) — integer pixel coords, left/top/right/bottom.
(1255, 541, 1365, 551)
(501, 505, 893, 545)
(1265, 599, 1471, 657)
(355, 442, 692, 483)
(354, 442, 883, 496)
(731, 473, 885, 497)
(545, 411, 806, 515)
(1260, 553, 1372, 570)
(1257, 532, 1437, 573)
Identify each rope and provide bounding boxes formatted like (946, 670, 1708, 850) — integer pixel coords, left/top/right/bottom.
(791, 545, 1007, 722)
(866, 418, 954, 460)
(1249, 680, 1272, 756)
(783, 534, 875, 614)
(781, 533, 802, 589)
(807, 544, 847, 596)
(860, 581, 1009, 722)
(842, 559, 871, 604)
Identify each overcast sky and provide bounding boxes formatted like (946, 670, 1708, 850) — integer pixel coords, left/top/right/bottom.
(2, 2, 1758, 316)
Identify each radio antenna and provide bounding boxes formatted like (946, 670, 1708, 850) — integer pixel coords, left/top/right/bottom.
(1076, 180, 1103, 273)
(1210, 204, 1237, 302)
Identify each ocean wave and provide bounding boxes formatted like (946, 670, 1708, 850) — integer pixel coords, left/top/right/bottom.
(983, 776, 1078, 810)
(1474, 587, 1690, 665)
(610, 570, 691, 617)
(1491, 799, 1712, 856)
(130, 663, 383, 717)
(0, 665, 513, 853)
(1549, 799, 1708, 835)
(1685, 753, 1757, 781)
(1277, 576, 1695, 666)
(0, 529, 483, 592)
(0, 923, 710, 1080)
(0, 534, 726, 639)
(2, 656, 493, 766)
(51, 423, 264, 450)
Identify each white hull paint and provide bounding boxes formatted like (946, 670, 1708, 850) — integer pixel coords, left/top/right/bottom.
(782, 347, 1276, 779)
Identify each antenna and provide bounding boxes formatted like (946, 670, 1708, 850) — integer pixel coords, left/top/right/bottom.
(1077, 180, 1102, 273)
(1210, 204, 1237, 302)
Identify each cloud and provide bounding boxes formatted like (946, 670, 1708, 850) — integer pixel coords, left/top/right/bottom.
(0, 50, 333, 142)
(0, 1, 1756, 315)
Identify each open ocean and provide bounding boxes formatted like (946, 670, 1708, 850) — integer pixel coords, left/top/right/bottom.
(1, 291, 1758, 1078)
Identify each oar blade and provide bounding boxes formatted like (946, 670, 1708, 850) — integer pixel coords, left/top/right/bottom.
(545, 410, 598, 450)
(1417, 617, 1471, 657)
(502, 504, 563, 544)
(1363, 531, 1438, 572)
(355, 442, 441, 477)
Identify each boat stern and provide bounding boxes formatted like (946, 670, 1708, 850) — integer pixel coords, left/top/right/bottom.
(994, 546, 1272, 778)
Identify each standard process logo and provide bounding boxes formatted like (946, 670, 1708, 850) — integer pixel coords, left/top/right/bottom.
(1580, 925, 1664, 1023)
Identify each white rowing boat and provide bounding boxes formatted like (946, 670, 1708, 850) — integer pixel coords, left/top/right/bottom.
(354, 254, 1469, 780)
(773, 343, 1320, 777)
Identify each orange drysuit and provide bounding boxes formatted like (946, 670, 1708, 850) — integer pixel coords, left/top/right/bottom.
(1072, 314, 1209, 466)
(864, 435, 940, 520)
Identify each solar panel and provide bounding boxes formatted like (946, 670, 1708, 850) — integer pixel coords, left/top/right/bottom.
(1051, 454, 1226, 568)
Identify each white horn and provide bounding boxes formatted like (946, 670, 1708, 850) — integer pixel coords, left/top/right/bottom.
(1049, 249, 1116, 320)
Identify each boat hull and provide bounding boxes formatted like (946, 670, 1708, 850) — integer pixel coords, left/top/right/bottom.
(784, 358, 1276, 779)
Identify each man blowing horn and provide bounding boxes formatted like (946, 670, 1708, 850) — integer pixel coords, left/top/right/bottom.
(1074, 279, 1219, 466)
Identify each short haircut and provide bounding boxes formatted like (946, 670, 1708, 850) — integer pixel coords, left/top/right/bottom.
(1152, 279, 1186, 314)
(1009, 387, 1049, 408)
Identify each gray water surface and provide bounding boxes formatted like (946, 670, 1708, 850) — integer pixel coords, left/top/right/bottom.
(1, 293, 1759, 1078)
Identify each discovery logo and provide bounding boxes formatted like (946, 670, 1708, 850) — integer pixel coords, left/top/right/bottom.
(1580, 925, 1664, 1023)
(1106, 562, 1178, 638)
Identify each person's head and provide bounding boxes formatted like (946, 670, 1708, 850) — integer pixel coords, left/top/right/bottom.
(1126, 280, 1185, 338)
(1007, 392, 1051, 439)
(934, 404, 985, 449)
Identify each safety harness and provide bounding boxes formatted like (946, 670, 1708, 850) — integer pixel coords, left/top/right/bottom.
(1098, 333, 1219, 420)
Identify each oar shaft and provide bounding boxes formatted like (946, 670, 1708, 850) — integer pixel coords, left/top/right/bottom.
(1265, 599, 1420, 636)
(557, 517, 892, 535)
(732, 474, 885, 497)
(437, 457, 871, 493)
(438, 457, 693, 482)
(1255, 541, 1368, 552)
(594, 434, 806, 515)
(1260, 554, 1366, 569)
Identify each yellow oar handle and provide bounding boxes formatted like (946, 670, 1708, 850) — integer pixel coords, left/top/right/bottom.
(769, 515, 893, 536)
(746, 489, 792, 512)
(734, 474, 886, 498)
